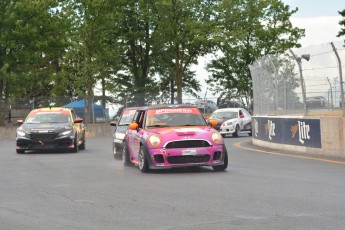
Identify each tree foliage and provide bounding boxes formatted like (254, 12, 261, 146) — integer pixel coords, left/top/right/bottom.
(337, 9, 345, 37)
(0, 0, 304, 118)
(206, 0, 304, 105)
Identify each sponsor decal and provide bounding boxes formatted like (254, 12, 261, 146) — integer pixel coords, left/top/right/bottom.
(264, 120, 276, 140)
(291, 121, 310, 144)
(123, 109, 136, 115)
(155, 108, 193, 114)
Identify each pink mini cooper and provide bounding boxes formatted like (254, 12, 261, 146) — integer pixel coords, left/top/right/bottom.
(123, 104, 228, 173)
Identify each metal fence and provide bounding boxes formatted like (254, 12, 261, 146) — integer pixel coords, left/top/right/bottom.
(0, 96, 224, 126)
(249, 40, 345, 116)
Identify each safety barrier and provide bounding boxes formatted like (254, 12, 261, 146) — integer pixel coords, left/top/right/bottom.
(252, 116, 345, 159)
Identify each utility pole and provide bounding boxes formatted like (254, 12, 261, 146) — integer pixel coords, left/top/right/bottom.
(331, 42, 344, 116)
(327, 77, 334, 108)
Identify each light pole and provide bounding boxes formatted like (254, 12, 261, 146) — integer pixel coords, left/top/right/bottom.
(331, 42, 344, 116)
(290, 49, 310, 116)
(327, 77, 334, 108)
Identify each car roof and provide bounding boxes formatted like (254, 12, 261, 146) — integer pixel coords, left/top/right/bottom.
(31, 107, 72, 113)
(213, 108, 243, 112)
(133, 104, 198, 111)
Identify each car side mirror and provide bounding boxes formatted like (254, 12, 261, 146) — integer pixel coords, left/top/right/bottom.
(74, 117, 84, 123)
(129, 122, 139, 130)
(208, 119, 217, 127)
(110, 121, 117, 127)
(17, 119, 24, 125)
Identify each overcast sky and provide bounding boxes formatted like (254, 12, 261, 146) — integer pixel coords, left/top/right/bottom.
(282, 0, 343, 47)
(193, 1, 345, 99)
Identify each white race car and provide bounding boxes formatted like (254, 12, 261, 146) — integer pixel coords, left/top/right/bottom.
(209, 108, 252, 137)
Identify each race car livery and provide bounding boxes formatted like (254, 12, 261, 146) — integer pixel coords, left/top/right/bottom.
(16, 107, 86, 153)
(122, 104, 228, 173)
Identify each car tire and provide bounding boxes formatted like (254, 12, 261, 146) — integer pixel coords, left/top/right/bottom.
(123, 142, 131, 166)
(71, 135, 78, 153)
(79, 137, 85, 150)
(212, 145, 228, 171)
(138, 146, 150, 173)
(233, 125, 239, 137)
(16, 149, 25, 154)
(113, 143, 122, 160)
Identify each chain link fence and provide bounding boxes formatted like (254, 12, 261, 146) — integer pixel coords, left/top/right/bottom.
(249, 40, 345, 116)
(0, 96, 228, 126)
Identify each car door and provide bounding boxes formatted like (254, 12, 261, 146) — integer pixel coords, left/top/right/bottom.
(127, 110, 146, 163)
(71, 109, 83, 141)
(241, 109, 252, 131)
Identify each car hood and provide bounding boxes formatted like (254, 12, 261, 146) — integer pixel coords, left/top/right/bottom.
(210, 117, 237, 125)
(144, 126, 220, 147)
(18, 123, 73, 133)
(222, 118, 238, 124)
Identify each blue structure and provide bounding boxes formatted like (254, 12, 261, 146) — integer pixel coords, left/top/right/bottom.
(63, 100, 106, 122)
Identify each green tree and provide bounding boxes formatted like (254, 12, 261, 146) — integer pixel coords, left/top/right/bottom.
(60, 0, 120, 122)
(337, 9, 345, 37)
(155, 0, 217, 103)
(207, 0, 304, 106)
(0, 0, 68, 109)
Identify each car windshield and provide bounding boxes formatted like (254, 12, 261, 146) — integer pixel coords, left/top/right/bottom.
(210, 111, 238, 120)
(118, 109, 136, 125)
(145, 108, 207, 128)
(26, 113, 71, 124)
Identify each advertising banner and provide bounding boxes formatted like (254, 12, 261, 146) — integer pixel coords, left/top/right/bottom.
(252, 117, 321, 148)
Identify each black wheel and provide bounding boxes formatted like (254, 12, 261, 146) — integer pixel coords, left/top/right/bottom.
(71, 136, 78, 153)
(212, 145, 228, 171)
(233, 125, 239, 137)
(113, 143, 122, 160)
(16, 149, 25, 154)
(123, 142, 131, 166)
(138, 146, 150, 173)
(79, 137, 85, 150)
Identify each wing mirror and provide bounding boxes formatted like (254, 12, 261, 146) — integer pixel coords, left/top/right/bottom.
(208, 119, 217, 127)
(17, 119, 24, 125)
(129, 122, 139, 130)
(74, 117, 84, 123)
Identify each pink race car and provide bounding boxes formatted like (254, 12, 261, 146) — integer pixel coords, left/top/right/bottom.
(123, 104, 228, 173)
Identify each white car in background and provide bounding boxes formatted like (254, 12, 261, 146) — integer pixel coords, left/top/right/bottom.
(209, 108, 252, 137)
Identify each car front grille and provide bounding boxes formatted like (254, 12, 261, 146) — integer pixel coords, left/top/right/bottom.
(29, 133, 57, 141)
(165, 140, 211, 149)
(167, 155, 210, 164)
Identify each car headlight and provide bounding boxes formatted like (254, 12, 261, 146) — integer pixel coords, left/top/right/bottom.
(222, 121, 233, 126)
(211, 131, 222, 144)
(17, 130, 26, 137)
(59, 130, 73, 137)
(148, 134, 161, 147)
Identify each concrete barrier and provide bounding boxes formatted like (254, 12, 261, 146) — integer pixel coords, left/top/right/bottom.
(252, 116, 345, 160)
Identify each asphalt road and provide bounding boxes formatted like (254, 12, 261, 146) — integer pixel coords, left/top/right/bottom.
(0, 135, 345, 230)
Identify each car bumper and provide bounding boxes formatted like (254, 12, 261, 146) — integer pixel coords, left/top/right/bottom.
(16, 136, 76, 151)
(219, 125, 236, 135)
(146, 145, 226, 169)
